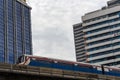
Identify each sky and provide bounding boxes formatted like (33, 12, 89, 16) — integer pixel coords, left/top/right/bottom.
(27, 0, 110, 61)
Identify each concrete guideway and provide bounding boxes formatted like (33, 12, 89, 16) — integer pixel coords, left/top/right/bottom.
(0, 63, 119, 80)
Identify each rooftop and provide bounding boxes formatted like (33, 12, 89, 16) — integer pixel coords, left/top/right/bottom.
(17, 0, 31, 8)
(107, 0, 120, 7)
(18, 0, 26, 3)
(84, 0, 120, 16)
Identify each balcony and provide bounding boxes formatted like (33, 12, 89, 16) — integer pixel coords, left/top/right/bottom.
(88, 52, 120, 61)
(76, 51, 85, 54)
(75, 39, 84, 43)
(86, 40, 112, 50)
(76, 49, 86, 53)
(82, 15, 119, 27)
(109, 20, 120, 26)
(91, 57, 120, 66)
(85, 29, 111, 38)
(74, 30, 82, 34)
(113, 45, 120, 50)
(75, 41, 84, 46)
(92, 59, 115, 65)
(74, 33, 84, 37)
(112, 39, 120, 43)
(77, 58, 86, 61)
(115, 64, 120, 67)
(86, 34, 114, 43)
(76, 48, 85, 52)
(75, 36, 83, 40)
(85, 26, 120, 38)
(111, 26, 120, 31)
(77, 55, 86, 59)
(76, 45, 85, 49)
(83, 19, 120, 33)
(83, 23, 109, 32)
(86, 38, 120, 50)
(88, 47, 113, 55)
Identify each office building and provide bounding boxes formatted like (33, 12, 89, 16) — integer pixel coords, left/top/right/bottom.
(73, 0, 120, 67)
(0, 0, 32, 64)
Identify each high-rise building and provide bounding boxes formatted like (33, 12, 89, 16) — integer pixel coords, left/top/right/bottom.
(73, 0, 120, 67)
(73, 23, 87, 62)
(0, 0, 32, 64)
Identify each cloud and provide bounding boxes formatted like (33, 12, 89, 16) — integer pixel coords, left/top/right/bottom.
(27, 0, 109, 61)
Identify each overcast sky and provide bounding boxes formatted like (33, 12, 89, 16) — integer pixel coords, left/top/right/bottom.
(27, 0, 110, 61)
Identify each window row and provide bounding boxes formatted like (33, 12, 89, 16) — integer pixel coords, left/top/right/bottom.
(86, 29, 120, 40)
(87, 42, 120, 52)
(84, 11, 120, 24)
(90, 55, 120, 63)
(86, 23, 120, 35)
(85, 16, 120, 29)
(87, 35, 120, 46)
(89, 48, 120, 58)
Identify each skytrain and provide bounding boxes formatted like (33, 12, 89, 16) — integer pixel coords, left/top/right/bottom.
(17, 54, 120, 77)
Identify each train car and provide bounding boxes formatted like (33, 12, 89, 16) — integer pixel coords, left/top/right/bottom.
(17, 54, 120, 77)
(104, 66, 120, 77)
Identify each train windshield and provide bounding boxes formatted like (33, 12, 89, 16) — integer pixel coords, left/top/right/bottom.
(17, 55, 25, 64)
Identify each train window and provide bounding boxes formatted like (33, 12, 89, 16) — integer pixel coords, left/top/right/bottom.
(110, 68, 120, 72)
(32, 58, 36, 60)
(78, 63, 92, 68)
(57, 62, 73, 69)
(21, 56, 24, 62)
(97, 67, 102, 71)
(54, 61, 58, 63)
(93, 66, 96, 68)
(104, 68, 109, 72)
(110, 69, 112, 71)
(33, 59, 51, 65)
(17, 56, 24, 63)
(74, 64, 78, 66)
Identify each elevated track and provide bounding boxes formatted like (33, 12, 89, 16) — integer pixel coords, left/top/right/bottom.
(0, 63, 119, 80)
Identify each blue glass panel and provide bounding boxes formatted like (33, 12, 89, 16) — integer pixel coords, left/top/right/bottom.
(16, 2, 23, 60)
(0, 0, 4, 63)
(24, 6, 31, 55)
(7, 0, 14, 64)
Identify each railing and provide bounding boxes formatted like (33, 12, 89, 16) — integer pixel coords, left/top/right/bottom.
(0, 63, 119, 80)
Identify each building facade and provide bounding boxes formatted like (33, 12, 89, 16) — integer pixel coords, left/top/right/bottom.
(73, 0, 120, 67)
(0, 0, 32, 64)
(73, 23, 87, 62)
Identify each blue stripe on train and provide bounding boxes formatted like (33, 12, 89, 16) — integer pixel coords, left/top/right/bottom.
(28, 60, 103, 75)
(104, 70, 120, 77)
